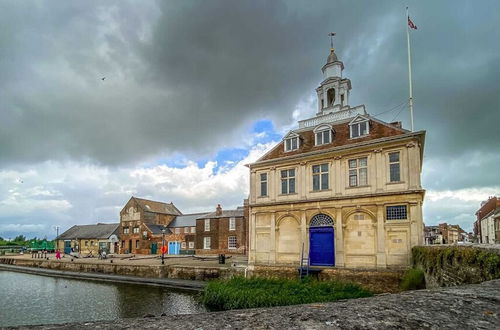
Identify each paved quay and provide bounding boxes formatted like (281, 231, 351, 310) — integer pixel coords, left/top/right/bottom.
(13, 279, 500, 330)
(0, 264, 205, 291)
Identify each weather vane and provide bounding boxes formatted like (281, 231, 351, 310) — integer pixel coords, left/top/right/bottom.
(328, 32, 336, 49)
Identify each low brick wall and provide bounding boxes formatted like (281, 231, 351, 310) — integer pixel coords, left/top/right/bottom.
(412, 245, 500, 288)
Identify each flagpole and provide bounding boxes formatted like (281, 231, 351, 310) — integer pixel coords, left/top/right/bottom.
(406, 6, 414, 131)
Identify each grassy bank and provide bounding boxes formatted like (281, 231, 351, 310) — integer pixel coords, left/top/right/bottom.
(201, 277, 372, 311)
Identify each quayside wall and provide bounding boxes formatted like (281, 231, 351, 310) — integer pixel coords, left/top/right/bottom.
(0, 258, 403, 293)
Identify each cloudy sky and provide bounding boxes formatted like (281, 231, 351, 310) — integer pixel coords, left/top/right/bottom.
(1, 0, 499, 239)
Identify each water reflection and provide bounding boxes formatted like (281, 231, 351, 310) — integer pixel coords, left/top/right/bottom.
(0, 270, 205, 327)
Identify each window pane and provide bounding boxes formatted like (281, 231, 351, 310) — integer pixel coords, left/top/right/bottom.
(291, 137, 298, 149)
(359, 168, 368, 185)
(389, 152, 399, 163)
(323, 131, 330, 144)
(386, 205, 407, 220)
(360, 121, 368, 135)
(359, 157, 367, 167)
(321, 163, 329, 172)
(390, 163, 400, 182)
(321, 173, 329, 190)
(285, 139, 291, 151)
(260, 173, 267, 181)
(349, 159, 357, 168)
(289, 178, 295, 193)
(316, 132, 322, 145)
(351, 124, 359, 138)
(281, 179, 288, 194)
(261, 182, 267, 196)
(349, 174, 357, 187)
(289, 169, 295, 177)
(313, 174, 320, 191)
(281, 170, 287, 178)
(312, 165, 320, 173)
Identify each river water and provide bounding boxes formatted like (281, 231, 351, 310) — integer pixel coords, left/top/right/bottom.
(0, 270, 206, 327)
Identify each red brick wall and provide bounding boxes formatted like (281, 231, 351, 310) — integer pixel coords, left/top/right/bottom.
(196, 216, 247, 255)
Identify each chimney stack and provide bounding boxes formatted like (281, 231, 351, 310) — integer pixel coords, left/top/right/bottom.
(216, 204, 222, 216)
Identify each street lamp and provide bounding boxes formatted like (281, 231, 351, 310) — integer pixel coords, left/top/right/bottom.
(161, 226, 166, 265)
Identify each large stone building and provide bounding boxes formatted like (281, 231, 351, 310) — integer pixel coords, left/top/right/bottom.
(248, 45, 425, 269)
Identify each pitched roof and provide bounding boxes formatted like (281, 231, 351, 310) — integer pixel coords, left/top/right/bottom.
(146, 224, 172, 235)
(133, 197, 182, 215)
(197, 209, 244, 219)
(168, 213, 210, 227)
(57, 223, 119, 240)
(254, 115, 410, 164)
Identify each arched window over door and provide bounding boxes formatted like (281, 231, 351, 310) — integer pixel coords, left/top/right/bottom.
(310, 213, 334, 227)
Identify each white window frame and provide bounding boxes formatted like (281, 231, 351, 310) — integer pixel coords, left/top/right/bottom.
(181, 242, 186, 249)
(229, 217, 236, 231)
(228, 236, 237, 250)
(188, 241, 194, 249)
(184, 227, 190, 234)
(190, 226, 196, 233)
(123, 227, 129, 234)
(204, 219, 210, 231)
(389, 151, 401, 182)
(283, 132, 300, 152)
(280, 168, 296, 194)
(349, 116, 370, 139)
(348, 157, 368, 187)
(314, 124, 333, 146)
(175, 227, 181, 234)
(132, 227, 139, 234)
(312, 163, 329, 191)
(260, 173, 268, 197)
(203, 237, 211, 249)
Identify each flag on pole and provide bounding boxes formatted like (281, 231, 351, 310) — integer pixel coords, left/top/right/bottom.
(408, 16, 418, 30)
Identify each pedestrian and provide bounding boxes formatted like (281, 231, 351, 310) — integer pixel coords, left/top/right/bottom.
(55, 249, 61, 260)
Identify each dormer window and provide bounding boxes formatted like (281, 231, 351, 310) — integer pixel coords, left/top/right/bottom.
(284, 132, 300, 152)
(349, 115, 370, 139)
(314, 124, 333, 146)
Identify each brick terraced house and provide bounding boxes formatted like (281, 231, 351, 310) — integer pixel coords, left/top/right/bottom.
(248, 45, 426, 269)
(196, 204, 248, 255)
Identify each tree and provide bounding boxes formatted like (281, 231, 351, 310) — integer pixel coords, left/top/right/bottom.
(13, 235, 27, 242)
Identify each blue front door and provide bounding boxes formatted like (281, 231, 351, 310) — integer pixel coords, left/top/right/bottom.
(168, 241, 180, 255)
(309, 227, 335, 266)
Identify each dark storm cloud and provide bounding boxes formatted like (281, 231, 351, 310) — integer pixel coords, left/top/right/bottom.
(0, 0, 499, 191)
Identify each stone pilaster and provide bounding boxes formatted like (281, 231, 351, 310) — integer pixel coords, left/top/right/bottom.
(376, 204, 387, 268)
(270, 212, 276, 264)
(249, 212, 256, 264)
(335, 208, 344, 267)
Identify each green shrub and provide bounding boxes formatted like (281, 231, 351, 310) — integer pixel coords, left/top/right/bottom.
(412, 246, 500, 281)
(201, 276, 372, 311)
(400, 268, 426, 291)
